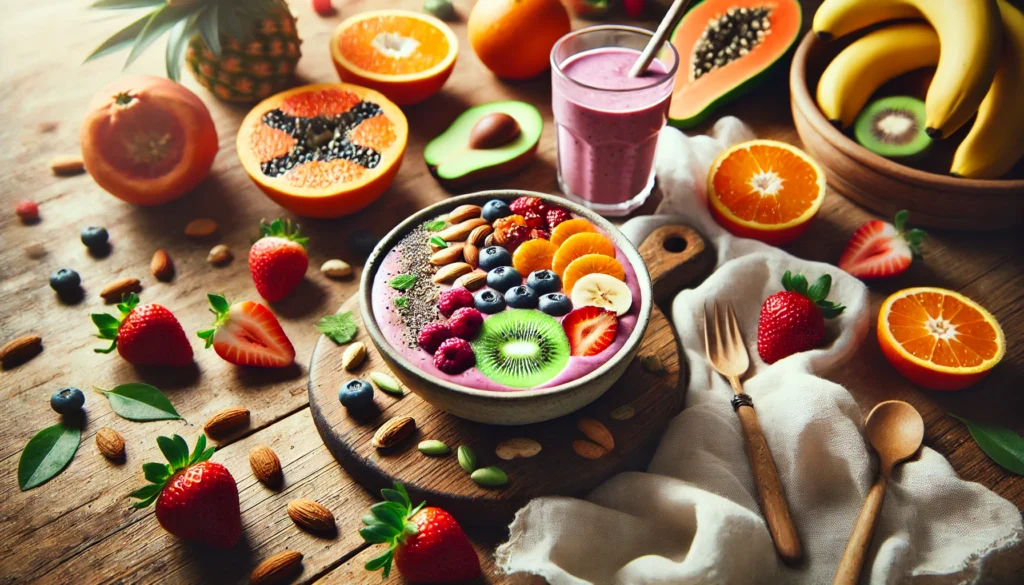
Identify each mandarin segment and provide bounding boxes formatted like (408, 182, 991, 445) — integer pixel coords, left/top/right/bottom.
(551, 232, 616, 277)
(512, 238, 558, 275)
(562, 254, 625, 296)
(550, 218, 597, 247)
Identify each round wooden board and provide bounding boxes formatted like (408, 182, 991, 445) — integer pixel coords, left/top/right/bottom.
(309, 224, 713, 526)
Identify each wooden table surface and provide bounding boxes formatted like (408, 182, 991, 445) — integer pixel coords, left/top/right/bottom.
(1, 1, 1021, 584)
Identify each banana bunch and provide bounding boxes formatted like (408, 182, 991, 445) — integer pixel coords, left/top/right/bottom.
(813, 0, 1024, 179)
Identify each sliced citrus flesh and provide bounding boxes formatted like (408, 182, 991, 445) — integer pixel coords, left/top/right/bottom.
(562, 254, 626, 296)
(512, 238, 558, 275)
(877, 287, 1005, 391)
(330, 10, 458, 105)
(550, 218, 598, 247)
(707, 139, 826, 245)
(551, 232, 616, 277)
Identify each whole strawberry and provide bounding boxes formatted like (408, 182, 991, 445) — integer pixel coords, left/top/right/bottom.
(360, 482, 480, 583)
(839, 210, 926, 280)
(249, 218, 309, 302)
(91, 293, 193, 367)
(757, 271, 845, 364)
(130, 434, 241, 549)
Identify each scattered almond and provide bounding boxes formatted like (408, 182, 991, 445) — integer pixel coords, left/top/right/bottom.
(573, 439, 608, 460)
(320, 259, 352, 279)
(467, 224, 493, 246)
(495, 438, 542, 460)
(432, 262, 472, 284)
(100, 277, 141, 302)
(184, 218, 217, 238)
(49, 155, 85, 176)
(150, 249, 174, 281)
(250, 550, 303, 585)
(429, 242, 466, 265)
(438, 218, 488, 242)
(287, 498, 336, 533)
(446, 204, 483, 224)
(204, 407, 250, 438)
(577, 418, 614, 451)
(373, 416, 416, 448)
(640, 354, 665, 374)
(95, 427, 125, 460)
(483, 233, 496, 247)
(0, 334, 42, 367)
(453, 269, 487, 291)
(463, 243, 479, 269)
(249, 445, 283, 488)
(342, 341, 367, 371)
(609, 405, 636, 421)
(207, 244, 232, 265)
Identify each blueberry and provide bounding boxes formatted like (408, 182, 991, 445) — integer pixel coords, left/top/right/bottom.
(505, 285, 538, 309)
(51, 387, 85, 415)
(539, 293, 573, 316)
(49, 268, 81, 295)
(481, 200, 512, 223)
(486, 266, 521, 292)
(339, 379, 374, 410)
(478, 246, 512, 271)
(527, 270, 561, 295)
(474, 289, 507, 314)
(80, 226, 109, 249)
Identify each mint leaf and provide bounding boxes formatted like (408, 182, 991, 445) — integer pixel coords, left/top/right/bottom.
(100, 383, 182, 421)
(425, 220, 446, 231)
(952, 415, 1024, 475)
(394, 297, 408, 309)
(317, 312, 358, 344)
(429, 236, 447, 249)
(18, 422, 81, 490)
(389, 274, 417, 291)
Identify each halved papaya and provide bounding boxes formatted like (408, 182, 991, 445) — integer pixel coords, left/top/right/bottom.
(668, 0, 802, 128)
(237, 83, 408, 218)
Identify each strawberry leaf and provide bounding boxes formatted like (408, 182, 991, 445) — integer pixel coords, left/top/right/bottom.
(316, 312, 358, 345)
(99, 383, 182, 422)
(365, 549, 393, 573)
(143, 462, 170, 483)
(157, 436, 186, 469)
(381, 487, 409, 506)
(807, 274, 832, 303)
(189, 434, 208, 465)
(359, 525, 395, 544)
(18, 422, 81, 491)
(370, 502, 406, 530)
(894, 210, 909, 232)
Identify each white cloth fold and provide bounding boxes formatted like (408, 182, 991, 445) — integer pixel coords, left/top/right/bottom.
(496, 120, 1023, 584)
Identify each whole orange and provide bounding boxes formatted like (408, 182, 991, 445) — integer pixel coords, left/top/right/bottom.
(468, 0, 572, 80)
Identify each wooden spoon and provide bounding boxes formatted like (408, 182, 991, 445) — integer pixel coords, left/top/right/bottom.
(833, 400, 924, 585)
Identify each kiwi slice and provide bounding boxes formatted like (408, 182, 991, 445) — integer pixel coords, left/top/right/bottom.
(471, 309, 570, 388)
(854, 96, 932, 159)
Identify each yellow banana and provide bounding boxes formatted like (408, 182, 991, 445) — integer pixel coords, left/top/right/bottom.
(813, 0, 1003, 139)
(816, 23, 939, 128)
(951, 0, 1024, 179)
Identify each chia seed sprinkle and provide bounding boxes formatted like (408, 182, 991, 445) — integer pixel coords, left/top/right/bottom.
(387, 221, 444, 348)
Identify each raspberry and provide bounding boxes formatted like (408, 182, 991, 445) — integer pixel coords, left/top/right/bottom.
(509, 196, 546, 216)
(433, 337, 475, 374)
(15, 200, 39, 222)
(437, 287, 475, 317)
(418, 322, 452, 354)
(546, 207, 571, 228)
(522, 210, 547, 230)
(449, 307, 483, 340)
(502, 225, 531, 252)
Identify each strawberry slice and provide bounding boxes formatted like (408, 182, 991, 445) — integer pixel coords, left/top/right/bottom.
(197, 294, 295, 368)
(561, 306, 618, 357)
(839, 210, 926, 280)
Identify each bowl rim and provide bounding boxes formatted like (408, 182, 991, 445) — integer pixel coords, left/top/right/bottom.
(790, 31, 1024, 192)
(359, 190, 654, 402)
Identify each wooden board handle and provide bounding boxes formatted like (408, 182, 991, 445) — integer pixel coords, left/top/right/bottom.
(833, 475, 888, 585)
(637, 224, 714, 304)
(735, 404, 803, 565)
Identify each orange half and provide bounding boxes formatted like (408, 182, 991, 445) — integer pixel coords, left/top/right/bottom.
(877, 287, 1005, 391)
(330, 10, 458, 105)
(707, 139, 826, 245)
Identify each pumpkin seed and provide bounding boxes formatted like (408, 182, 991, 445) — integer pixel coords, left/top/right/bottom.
(640, 354, 665, 374)
(457, 445, 476, 474)
(418, 440, 450, 456)
(610, 405, 636, 421)
(369, 372, 404, 396)
(470, 466, 508, 487)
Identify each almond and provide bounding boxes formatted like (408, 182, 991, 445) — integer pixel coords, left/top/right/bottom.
(249, 445, 283, 488)
(342, 341, 367, 371)
(150, 249, 174, 281)
(207, 244, 232, 265)
(453, 269, 487, 291)
(577, 418, 614, 451)
(287, 498, 336, 533)
(463, 243, 479, 269)
(184, 218, 217, 238)
(467, 224, 493, 246)
(438, 218, 488, 242)
(446, 204, 483, 224)
(573, 439, 608, 459)
(495, 438, 542, 460)
(429, 242, 466, 266)
(49, 155, 85, 176)
(373, 416, 416, 448)
(204, 407, 250, 438)
(100, 277, 141, 302)
(469, 113, 521, 149)
(432, 262, 472, 284)
(250, 550, 303, 585)
(0, 334, 42, 366)
(483, 233, 496, 247)
(96, 427, 125, 460)
(320, 259, 352, 278)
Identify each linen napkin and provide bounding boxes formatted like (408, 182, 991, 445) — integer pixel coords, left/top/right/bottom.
(495, 119, 1024, 584)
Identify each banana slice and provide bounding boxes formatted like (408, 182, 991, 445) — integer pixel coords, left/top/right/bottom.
(571, 273, 632, 316)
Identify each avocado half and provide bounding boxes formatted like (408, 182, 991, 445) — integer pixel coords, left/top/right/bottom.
(424, 100, 543, 189)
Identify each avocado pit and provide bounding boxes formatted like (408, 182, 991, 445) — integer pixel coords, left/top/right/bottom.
(469, 113, 521, 149)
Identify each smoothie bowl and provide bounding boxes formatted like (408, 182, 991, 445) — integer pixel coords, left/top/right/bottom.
(360, 191, 652, 425)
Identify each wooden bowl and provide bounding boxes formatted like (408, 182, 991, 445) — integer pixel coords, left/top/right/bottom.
(789, 32, 1024, 231)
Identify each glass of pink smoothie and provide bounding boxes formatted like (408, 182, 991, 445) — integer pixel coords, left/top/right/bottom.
(551, 26, 679, 217)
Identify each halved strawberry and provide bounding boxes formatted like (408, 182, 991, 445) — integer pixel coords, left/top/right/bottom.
(561, 306, 618, 357)
(197, 294, 295, 368)
(839, 210, 926, 280)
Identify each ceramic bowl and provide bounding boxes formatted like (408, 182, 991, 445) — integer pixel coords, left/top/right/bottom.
(360, 190, 653, 425)
(790, 32, 1024, 231)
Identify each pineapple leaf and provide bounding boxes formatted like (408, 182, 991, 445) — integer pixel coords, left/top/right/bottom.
(218, 1, 243, 41)
(124, 3, 194, 70)
(195, 3, 222, 58)
(165, 12, 198, 81)
(90, 0, 165, 9)
(84, 10, 151, 63)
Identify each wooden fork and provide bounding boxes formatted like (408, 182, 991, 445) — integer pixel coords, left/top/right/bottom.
(704, 302, 803, 565)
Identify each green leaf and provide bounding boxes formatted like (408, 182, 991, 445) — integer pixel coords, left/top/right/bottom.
(85, 11, 151, 63)
(389, 274, 417, 291)
(361, 513, 377, 526)
(18, 423, 81, 490)
(142, 462, 170, 483)
(394, 297, 408, 309)
(359, 525, 395, 544)
(807, 274, 832, 303)
(208, 293, 230, 315)
(316, 312, 358, 345)
(365, 549, 393, 574)
(195, 3, 221, 58)
(124, 3, 193, 70)
(165, 14, 197, 82)
(894, 210, 909, 231)
(157, 436, 186, 469)
(189, 434, 207, 465)
(217, 1, 243, 41)
(425, 220, 446, 231)
(199, 447, 216, 462)
(380, 488, 408, 507)
(100, 383, 182, 422)
(370, 502, 406, 530)
(952, 415, 1024, 475)
(172, 434, 190, 461)
(428, 236, 447, 249)
(129, 483, 162, 500)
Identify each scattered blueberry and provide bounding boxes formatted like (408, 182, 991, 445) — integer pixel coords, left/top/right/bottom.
(49, 268, 81, 295)
(474, 289, 507, 314)
(486, 266, 521, 292)
(80, 226, 109, 249)
(478, 246, 512, 271)
(50, 387, 85, 416)
(539, 293, 573, 316)
(527, 270, 561, 295)
(481, 199, 513, 223)
(339, 379, 374, 410)
(505, 285, 538, 309)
